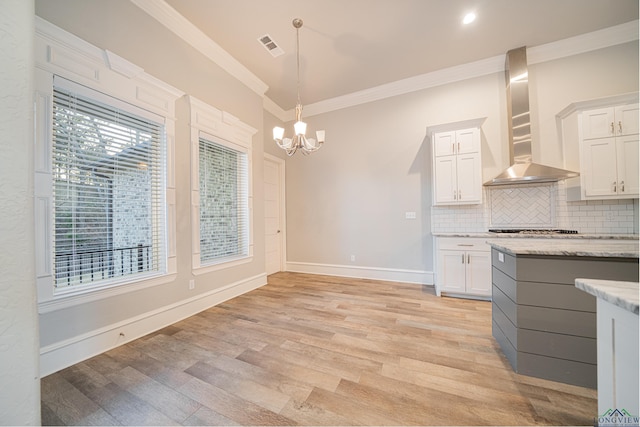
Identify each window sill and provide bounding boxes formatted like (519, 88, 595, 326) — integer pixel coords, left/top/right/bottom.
(38, 272, 177, 314)
(193, 255, 253, 276)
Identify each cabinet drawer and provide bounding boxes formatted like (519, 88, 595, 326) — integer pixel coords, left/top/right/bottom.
(437, 237, 489, 251)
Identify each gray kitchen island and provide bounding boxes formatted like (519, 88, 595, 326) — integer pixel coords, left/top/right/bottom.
(488, 239, 639, 388)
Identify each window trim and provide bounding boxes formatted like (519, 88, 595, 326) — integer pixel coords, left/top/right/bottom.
(34, 17, 183, 313)
(189, 96, 257, 274)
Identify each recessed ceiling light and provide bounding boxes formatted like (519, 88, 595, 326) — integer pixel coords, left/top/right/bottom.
(463, 12, 476, 25)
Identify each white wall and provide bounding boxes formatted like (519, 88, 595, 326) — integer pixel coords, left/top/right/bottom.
(34, 0, 268, 375)
(0, 0, 41, 424)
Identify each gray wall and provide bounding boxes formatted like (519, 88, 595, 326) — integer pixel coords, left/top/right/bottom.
(283, 41, 638, 274)
(285, 73, 505, 272)
(35, 0, 268, 349)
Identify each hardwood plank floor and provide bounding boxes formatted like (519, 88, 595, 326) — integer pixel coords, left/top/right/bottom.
(41, 272, 597, 425)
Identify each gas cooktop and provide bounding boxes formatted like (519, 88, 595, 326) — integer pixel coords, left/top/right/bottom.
(488, 229, 579, 235)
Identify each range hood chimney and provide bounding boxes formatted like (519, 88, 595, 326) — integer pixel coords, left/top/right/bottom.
(484, 47, 578, 186)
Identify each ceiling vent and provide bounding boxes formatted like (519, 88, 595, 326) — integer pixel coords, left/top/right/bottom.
(258, 34, 284, 57)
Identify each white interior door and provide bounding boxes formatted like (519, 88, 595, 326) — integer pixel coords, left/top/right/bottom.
(264, 155, 285, 275)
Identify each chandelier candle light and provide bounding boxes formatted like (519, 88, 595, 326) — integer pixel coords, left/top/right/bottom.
(273, 18, 325, 156)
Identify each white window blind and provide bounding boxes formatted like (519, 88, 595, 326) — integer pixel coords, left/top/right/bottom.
(52, 83, 166, 290)
(198, 137, 249, 264)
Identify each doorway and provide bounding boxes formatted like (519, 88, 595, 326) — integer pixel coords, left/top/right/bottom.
(264, 154, 285, 275)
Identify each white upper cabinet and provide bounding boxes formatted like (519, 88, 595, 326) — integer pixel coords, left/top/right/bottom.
(614, 104, 640, 136)
(580, 103, 639, 199)
(616, 134, 640, 195)
(558, 95, 639, 201)
(582, 104, 639, 139)
(433, 128, 481, 157)
(432, 127, 482, 205)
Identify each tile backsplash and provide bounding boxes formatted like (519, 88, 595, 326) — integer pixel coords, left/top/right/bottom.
(431, 181, 638, 234)
(489, 185, 555, 228)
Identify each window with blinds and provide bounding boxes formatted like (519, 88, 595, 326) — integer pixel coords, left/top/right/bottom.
(198, 137, 249, 264)
(52, 84, 166, 290)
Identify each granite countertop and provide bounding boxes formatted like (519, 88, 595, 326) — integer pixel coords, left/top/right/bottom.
(486, 239, 639, 258)
(575, 278, 639, 314)
(433, 232, 639, 240)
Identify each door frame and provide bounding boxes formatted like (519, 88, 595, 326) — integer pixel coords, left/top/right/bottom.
(264, 153, 287, 274)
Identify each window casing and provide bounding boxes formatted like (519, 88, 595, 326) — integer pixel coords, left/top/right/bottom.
(34, 18, 182, 311)
(189, 96, 256, 273)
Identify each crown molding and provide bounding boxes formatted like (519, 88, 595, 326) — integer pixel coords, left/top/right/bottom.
(129, 0, 268, 97)
(527, 19, 639, 65)
(302, 55, 505, 118)
(263, 96, 290, 122)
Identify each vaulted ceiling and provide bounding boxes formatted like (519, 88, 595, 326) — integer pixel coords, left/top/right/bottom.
(158, 0, 638, 114)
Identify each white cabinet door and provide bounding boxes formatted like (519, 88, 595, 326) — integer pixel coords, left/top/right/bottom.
(582, 107, 615, 140)
(456, 153, 482, 203)
(432, 127, 482, 206)
(465, 251, 492, 296)
(434, 155, 457, 204)
(583, 138, 618, 197)
(616, 135, 639, 196)
(438, 250, 466, 293)
(615, 104, 639, 136)
(433, 131, 456, 157)
(456, 128, 480, 154)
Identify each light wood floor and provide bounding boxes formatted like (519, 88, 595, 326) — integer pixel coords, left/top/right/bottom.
(41, 272, 597, 426)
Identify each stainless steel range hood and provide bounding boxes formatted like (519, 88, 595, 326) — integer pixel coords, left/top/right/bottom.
(484, 47, 578, 186)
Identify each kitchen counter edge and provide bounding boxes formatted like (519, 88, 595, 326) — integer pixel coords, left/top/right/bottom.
(432, 232, 639, 240)
(486, 239, 639, 258)
(575, 278, 639, 315)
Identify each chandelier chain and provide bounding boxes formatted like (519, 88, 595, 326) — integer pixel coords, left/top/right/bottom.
(296, 23, 301, 107)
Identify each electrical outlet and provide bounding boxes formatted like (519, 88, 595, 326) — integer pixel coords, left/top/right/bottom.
(405, 211, 417, 219)
(350, 255, 356, 262)
(189, 279, 195, 290)
(604, 211, 616, 222)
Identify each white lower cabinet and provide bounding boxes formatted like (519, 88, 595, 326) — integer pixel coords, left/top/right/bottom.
(435, 237, 491, 298)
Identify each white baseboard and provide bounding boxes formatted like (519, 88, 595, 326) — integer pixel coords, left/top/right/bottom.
(40, 273, 267, 377)
(286, 261, 434, 285)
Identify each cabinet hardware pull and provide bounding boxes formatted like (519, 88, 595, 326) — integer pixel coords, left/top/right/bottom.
(452, 142, 455, 153)
(453, 191, 457, 200)
(467, 254, 470, 263)
(621, 180, 625, 192)
(618, 121, 623, 134)
(461, 254, 465, 264)
(458, 142, 460, 152)
(457, 244, 474, 247)
(613, 181, 617, 192)
(458, 190, 461, 199)
(611, 122, 615, 134)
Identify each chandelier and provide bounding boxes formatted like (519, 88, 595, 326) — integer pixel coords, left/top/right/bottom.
(273, 18, 325, 156)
